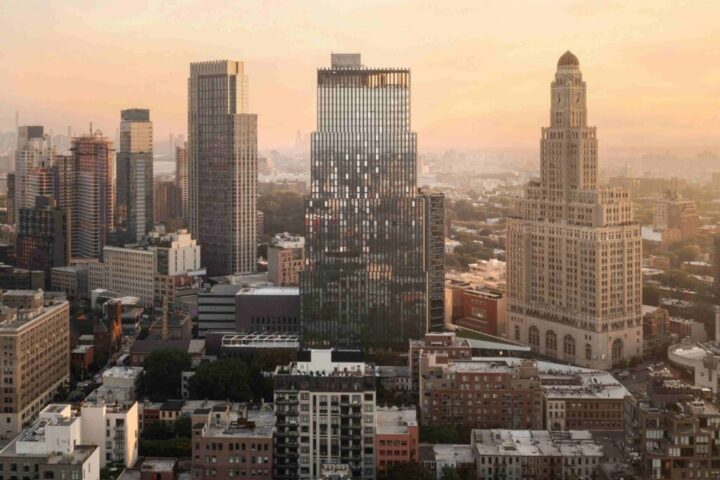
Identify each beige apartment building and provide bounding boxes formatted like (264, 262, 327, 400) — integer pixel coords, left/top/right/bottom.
(0, 290, 70, 440)
(506, 52, 642, 369)
(267, 233, 304, 285)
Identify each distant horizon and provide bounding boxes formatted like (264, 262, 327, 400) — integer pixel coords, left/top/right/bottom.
(2, 1, 720, 155)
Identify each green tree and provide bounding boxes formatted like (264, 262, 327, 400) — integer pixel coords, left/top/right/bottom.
(174, 416, 192, 438)
(188, 358, 269, 402)
(441, 467, 463, 480)
(142, 349, 192, 401)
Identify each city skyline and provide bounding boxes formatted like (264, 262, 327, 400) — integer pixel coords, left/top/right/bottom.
(1, 1, 719, 154)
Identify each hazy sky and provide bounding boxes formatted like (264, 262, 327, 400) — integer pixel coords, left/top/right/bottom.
(1, 0, 719, 154)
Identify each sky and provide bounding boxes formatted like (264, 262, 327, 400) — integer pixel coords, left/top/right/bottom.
(1, 0, 719, 155)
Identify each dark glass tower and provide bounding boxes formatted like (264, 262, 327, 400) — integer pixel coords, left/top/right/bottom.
(301, 53, 442, 348)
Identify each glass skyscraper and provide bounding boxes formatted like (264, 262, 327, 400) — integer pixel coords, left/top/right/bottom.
(301, 53, 443, 348)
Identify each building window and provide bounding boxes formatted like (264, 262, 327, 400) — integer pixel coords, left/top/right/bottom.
(528, 326, 539, 346)
(585, 343, 592, 360)
(545, 330, 557, 351)
(563, 335, 575, 356)
(612, 339, 623, 366)
(514, 325, 520, 341)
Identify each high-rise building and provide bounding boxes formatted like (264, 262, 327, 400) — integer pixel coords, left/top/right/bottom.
(506, 52, 642, 369)
(301, 53, 443, 348)
(64, 132, 114, 259)
(714, 236, 720, 304)
(188, 60, 257, 276)
(14, 126, 54, 222)
(116, 109, 153, 243)
(175, 142, 188, 218)
(154, 178, 182, 223)
(0, 291, 70, 439)
(16, 196, 71, 287)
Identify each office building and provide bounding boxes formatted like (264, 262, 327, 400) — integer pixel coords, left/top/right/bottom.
(51, 264, 90, 299)
(65, 132, 114, 259)
(116, 109, 153, 243)
(175, 143, 188, 218)
(713, 236, 720, 304)
(375, 407, 419, 475)
(235, 286, 300, 333)
(16, 196, 71, 287)
(0, 404, 100, 480)
(191, 403, 274, 480)
(273, 349, 377, 480)
(7, 172, 15, 224)
(188, 60, 257, 276)
(472, 429, 605, 480)
(301, 53, 443, 348)
(0, 291, 70, 439)
(446, 287, 507, 337)
(0, 263, 45, 290)
(507, 52, 642, 369)
(154, 178, 182, 224)
(91, 246, 155, 306)
(267, 233, 304, 286)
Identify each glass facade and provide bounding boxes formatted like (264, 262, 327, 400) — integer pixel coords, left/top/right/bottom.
(301, 54, 437, 348)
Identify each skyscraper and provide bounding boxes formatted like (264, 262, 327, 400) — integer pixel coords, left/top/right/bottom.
(175, 142, 188, 218)
(14, 126, 54, 222)
(507, 52, 642, 369)
(300, 53, 442, 348)
(65, 132, 114, 259)
(188, 60, 256, 276)
(16, 196, 70, 288)
(116, 109, 153, 243)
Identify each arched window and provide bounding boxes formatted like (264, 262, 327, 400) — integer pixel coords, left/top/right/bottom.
(585, 343, 592, 361)
(612, 339, 624, 366)
(528, 326, 539, 346)
(563, 335, 575, 356)
(514, 325, 521, 341)
(546, 330, 557, 351)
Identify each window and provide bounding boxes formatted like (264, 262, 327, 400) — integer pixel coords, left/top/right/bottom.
(563, 335, 575, 356)
(585, 343, 592, 360)
(514, 325, 520, 341)
(545, 330, 557, 351)
(529, 326, 539, 346)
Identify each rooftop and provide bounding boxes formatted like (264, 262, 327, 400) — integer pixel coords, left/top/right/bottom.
(237, 286, 299, 296)
(433, 444, 475, 465)
(376, 407, 417, 435)
(199, 404, 274, 438)
(473, 430, 604, 458)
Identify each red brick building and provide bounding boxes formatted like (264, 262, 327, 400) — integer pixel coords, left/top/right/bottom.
(375, 407, 419, 475)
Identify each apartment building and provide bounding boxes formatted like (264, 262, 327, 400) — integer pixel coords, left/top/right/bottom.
(0, 291, 70, 439)
(80, 392, 139, 468)
(408, 332, 472, 394)
(0, 404, 100, 480)
(472, 429, 605, 480)
(191, 403, 274, 480)
(273, 350, 377, 480)
(375, 407, 419, 475)
(639, 399, 720, 479)
(267, 233, 304, 286)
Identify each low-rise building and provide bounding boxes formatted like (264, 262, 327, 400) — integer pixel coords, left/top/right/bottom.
(472, 429, 605, 480)
(235, 286, 300, 334)
(0, 404, 100, 480)
(191, 403, 274, 480)
(375, 407, 419, 475)
(51, 264, 90, 299)
(375, 366, 411, 393)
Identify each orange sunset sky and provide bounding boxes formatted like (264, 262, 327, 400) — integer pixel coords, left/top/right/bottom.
(1, 0, 719, 154)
